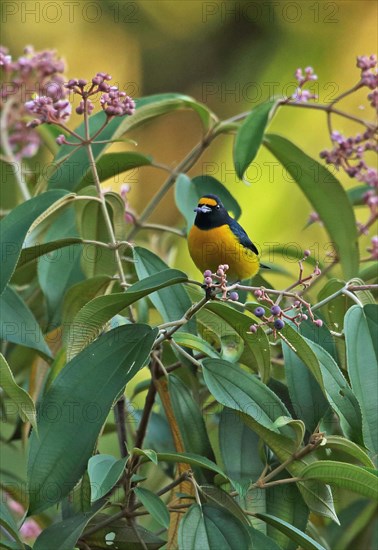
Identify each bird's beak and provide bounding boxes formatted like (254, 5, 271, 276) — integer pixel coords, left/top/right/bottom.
(194, 205, 212, 214)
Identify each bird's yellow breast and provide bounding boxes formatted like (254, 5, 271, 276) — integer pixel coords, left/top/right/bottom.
(188, 224, 259, 280)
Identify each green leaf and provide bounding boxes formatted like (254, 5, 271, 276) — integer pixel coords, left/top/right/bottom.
(234, 100, 278, 179)
(66, 269, 187, 360)
(62, 275, 112, 342)
(200, 485, 250, 526)
(134, 448, 158, 465)
(301, 461, 378, 500)
(248, 526, 282, 550)
(169, 375, 215, 464)
(345, 304, 378, 455)
(219, 407, 265, 488)
(324, 436, 375, 468)
(264, 134, 359, 278)
(48, 95, 217, 191)
(37, 207, 84, 325)
(84, 514, 165, 549)
(202, 358, 290, 434)
(0, 353, 37, 431)
(283, 339, 329, 433)
(0, 498, 25, 548)
(16, 238, 84, 270)
(103, 191, 128, 241)
(172, 332, 220, 358)
(135, 450, 229, 481)
(0, 190, 72, 295)
(33, 501, 104, 550)
(279, 324, 323, 389)
(0, 286, 52, 359)
(133, 246, 195, 334)
(175, 174, 242, 229)
(178, 504, 252, 550)
(263, 479, 309, 550)
(305, 338, 363, 444)
(255, 512, 326, 550)
(27, 324, 157, 515)
(83, 151, 153, 186)
(88, 454, 128, 502)
(205, 302, 271, 382)
(134, 487, 170, 529)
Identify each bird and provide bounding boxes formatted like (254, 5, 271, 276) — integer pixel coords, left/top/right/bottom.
(188, 194, 267, 281)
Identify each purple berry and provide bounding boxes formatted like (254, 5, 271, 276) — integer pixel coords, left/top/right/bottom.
(229, 291, 239, 301)
(303, 249, 311, 257)
(204, 277, 213, 285)
(270, 305, 281, 316)
(254, 289, 263, 298)
(254, 306, 265, 318)
(249, 324, 257, 333)
(274, 318, 285, 330)
(203, 270, 212, 278)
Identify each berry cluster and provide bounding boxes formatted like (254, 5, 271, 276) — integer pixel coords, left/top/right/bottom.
(249, 289, 323, 335)
(203, 265, 239, 301)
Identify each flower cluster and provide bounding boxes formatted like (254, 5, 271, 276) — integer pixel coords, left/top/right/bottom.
(203, 264, 239, 301)
(320, 128, 378, 187)
(357, 54, 378, 92)
(0, 45, 67, 158)
(367, 235, 378, 261)
(291, 66, 318, 103)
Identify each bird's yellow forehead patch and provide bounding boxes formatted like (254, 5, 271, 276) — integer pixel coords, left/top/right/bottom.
(198, 197, 217, 207)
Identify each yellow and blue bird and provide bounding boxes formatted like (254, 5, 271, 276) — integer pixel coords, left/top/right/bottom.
(188, 194, 267, 281)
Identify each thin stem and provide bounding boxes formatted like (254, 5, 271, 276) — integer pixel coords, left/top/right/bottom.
(1, 99, 31, 200)
(170, 340, 202, 368)
(83, 106, 128, 289)
(283, 101, 375, 129)
(342, 288, 363, 307)
(133, 221, 185, 237)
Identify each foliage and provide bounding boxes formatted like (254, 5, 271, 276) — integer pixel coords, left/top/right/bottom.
(0, 46, 377, 550)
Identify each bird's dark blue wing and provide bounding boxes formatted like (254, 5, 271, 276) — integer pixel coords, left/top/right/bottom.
(228, 217, 259, 256)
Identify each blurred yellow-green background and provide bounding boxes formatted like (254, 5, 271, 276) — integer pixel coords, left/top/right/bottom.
(2, 0, 377, 279)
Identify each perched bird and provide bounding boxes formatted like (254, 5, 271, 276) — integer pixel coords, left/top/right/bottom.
(188, 194, 267, 280)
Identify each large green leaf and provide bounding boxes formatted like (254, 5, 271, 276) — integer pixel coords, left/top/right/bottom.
(66, 269, 187, 359)
(0, 190, 71, 295)
(0, 353, 37, 431)
(264, 134, 359, 278)
(248, 526, 282, 550)
(202, 358, 291, 434)
(133, 246, 195, 334)
(345, 304, 378, 456)
(255, 513, 326, 550)
(88, 454, 128, 502)
(82, 151, 153, 186)
(169, 375, 215, 464)
(0, 285, 52, 359)
(301, 461, 378, 500)
(219, 407, 265, 489)
(16, 238, 84, 270)
(205, 302, 271, 382)
(38, 207, 84, 325)
(48, 94, 217, 191)
(324, 436, 375, 468)
(134, 487, 170, 529)
(175, 174, 242, 229)
(234, 100, 278, 179)
(305, 338, 364, 444)
(27, 324, 157, 515)
(33, 501, 104, 550)
(178, 504, 252, 550)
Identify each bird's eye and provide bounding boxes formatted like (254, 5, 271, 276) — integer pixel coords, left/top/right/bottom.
(216, 205, 220, 209)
